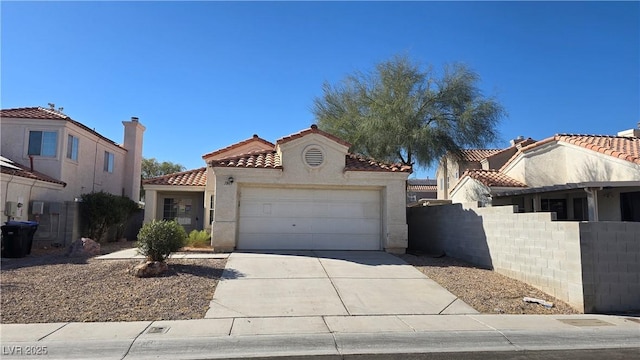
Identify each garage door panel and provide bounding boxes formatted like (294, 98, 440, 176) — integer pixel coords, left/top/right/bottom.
(311, 218, 379, 234)
(311, 234, 379, 250)
(240, 234, 314, 250)
(238, 187, 381, 250)
(240, 217, 313, 234)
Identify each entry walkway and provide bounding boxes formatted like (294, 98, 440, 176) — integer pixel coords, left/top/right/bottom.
(205, 251, 477, 318)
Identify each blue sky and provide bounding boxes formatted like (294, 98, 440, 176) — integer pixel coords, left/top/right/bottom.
(2, 1, 638, 178)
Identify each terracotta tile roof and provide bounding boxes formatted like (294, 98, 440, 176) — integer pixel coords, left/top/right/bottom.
(209, 151, 282, 169)
(1, 107, 69, 120)
(501, 134, 640, 171)
(277, 124, 352, 148)
(456, 149, 504, 162)
(1, 107, 123, 148)
(462, 169, 527, 188)
(0, 156, 66, 186)
(557, 134, 640, 164)
(201, 135, 275, 159)
(143, 167, 207, 186)
(407, 184, 437, 192)
(407, 179, 437, 191)
(345, 154, 412, 173)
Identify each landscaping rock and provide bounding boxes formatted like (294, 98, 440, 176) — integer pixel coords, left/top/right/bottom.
(131, 261, 169, 278)
(67, 238, 101, 257)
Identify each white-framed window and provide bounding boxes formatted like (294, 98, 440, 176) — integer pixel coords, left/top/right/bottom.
(104, 151, 114, 173)
(209, 195, 215, 224)
(67, 135, 79, 161)
(28, 130, 57, 157)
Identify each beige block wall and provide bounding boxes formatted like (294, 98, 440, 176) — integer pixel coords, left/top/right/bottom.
(408, 202, 640, 313)
(579, 222, 640, 313)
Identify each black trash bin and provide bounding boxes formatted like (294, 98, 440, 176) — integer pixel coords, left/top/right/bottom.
(1, 221, 39, 258)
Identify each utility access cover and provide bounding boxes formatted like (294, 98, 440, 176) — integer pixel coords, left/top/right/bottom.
(557, 319, 614, 327)
(147, 326, 170, 334)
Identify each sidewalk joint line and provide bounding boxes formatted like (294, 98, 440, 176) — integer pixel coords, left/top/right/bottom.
(321, 316, 341, 356)
(228, 318, 236, 336)
(395, 315, 418, 332)
(467, 315, 520, 350)
(120, 322, 153, 360)
(37, 322, 69, 341)
(438, 297, 459, 315)
(315, 254, 350, 315)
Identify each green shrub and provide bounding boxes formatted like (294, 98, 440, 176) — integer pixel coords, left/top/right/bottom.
(80, 191, 139, 242)
(187, 230, 211, 248)
(136, 220, 187, 262)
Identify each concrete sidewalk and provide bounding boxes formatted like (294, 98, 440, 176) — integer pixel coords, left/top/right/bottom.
(205, 251, 477, 318)
(3, 251, 638, 359)
(1, 314, 638, 359)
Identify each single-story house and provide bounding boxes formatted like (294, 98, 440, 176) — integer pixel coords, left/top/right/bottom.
(144, 125, 412, 253)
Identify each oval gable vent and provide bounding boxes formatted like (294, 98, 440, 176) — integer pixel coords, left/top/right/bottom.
(304, 147, 324, 167)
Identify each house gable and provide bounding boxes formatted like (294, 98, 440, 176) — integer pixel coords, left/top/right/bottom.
(274, 126, 351, 181)
(202, 135, 274, 162)
(501, 134, 640, 187)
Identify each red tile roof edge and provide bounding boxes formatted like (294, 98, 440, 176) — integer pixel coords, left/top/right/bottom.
(455, 148, 504, 162)
(201, 134, 275, 159)
(1, 107, 124, 150)
(0, 161, 67, 187)
(500, 134, 640, 171)
(345, 154, 412, 173)
(142, 167, 207, 186)
(208, 150, 283, 169)
(453, 169, 527, 191)
(276, 124, 352, 148)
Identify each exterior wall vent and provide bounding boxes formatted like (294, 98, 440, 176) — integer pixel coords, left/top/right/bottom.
(304, 147, 324, 167)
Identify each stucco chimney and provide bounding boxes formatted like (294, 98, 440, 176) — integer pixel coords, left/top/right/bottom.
(617, 123, 640, 138)
(122, 116, 146, 201)
(509, 135, 525, 147)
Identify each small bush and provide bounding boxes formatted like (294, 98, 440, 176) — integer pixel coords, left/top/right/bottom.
(80, 191, 139, 242)
(136, 220, 187, 262)
(187, 230, 211, 248)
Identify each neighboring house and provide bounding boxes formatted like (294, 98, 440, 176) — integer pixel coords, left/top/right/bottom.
(144, 125, 412, 253)
(1, 156, 67, 221)
(449, 125, 640, 222)
(436, 137, 535, 199)
(1, 106, 145, 245)
(406, 179, 437, 204)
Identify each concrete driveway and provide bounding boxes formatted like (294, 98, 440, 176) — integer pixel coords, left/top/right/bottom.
(205, 251, 477, 318)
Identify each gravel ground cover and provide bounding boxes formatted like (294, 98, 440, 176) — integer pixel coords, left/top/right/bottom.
(1, 242, 226, 324)
(1, 244, 578, 324)
(398, 253, 580, 315)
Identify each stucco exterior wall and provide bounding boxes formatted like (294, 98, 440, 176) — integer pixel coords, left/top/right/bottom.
(210, 133, 409, 253)
(505, 142, 640, 186)
(450, 178, 489, 205)
(1, 175, 63, 221)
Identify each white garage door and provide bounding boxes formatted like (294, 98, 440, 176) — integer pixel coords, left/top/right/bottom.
(238, 187, 381, 250)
